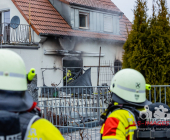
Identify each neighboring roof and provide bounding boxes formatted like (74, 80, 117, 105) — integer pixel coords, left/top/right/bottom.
(120, 15, 132, 37)
(12, 0, 132, 42)
(59, 0, 122, 13)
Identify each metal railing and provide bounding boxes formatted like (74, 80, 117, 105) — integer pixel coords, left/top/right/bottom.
(37, 85, 170, 139)
(38, 86, 111, 140)
(0, 23, 35, 45)
(148, 85, 170, 105)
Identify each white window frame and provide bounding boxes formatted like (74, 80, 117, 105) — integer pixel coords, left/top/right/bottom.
(79, 12, 90, 29)
(0, 9, 10, 24)
(0, 9, 10, 43)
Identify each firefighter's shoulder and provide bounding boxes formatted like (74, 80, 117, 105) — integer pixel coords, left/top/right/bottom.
(108, 109, 134, 119)
(26, 118, 65, 140)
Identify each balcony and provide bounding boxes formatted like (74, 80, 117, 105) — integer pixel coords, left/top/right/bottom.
(0, 23, 37, 45)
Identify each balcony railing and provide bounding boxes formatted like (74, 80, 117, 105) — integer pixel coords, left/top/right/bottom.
(0, 23, 36, 45)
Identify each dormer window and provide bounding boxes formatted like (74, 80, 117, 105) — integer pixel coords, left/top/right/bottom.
(79, 12, 89, 29)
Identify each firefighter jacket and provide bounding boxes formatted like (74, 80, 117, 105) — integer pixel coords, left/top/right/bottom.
(100, 108, 137, 140)
(63, 71, 73, 83)
(26, 118, 65, 140)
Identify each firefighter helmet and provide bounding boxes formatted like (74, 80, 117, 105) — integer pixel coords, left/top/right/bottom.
(110, 68, 151, 106)
(0, 49, 27, 91)
(0, 49, 33, 111)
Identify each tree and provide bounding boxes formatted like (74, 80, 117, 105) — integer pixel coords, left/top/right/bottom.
(122, 0, 170, 103)
(123, 0, 170, 85)
(122, 0, 149, 72)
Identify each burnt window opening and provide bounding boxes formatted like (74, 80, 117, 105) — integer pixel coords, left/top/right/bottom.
(63, 59, 83, 86)
(79, 12, 89, 29)
(114, 60, 122, 74)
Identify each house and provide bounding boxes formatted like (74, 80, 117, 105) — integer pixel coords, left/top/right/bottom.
(0, 0, 132, 87)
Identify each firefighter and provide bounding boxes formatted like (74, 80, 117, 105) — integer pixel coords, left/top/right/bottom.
(0, 49, 65, 140)
(100, 68, 152, 140)
(63, 69, 73, 84)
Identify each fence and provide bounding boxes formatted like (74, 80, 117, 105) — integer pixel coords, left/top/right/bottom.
(148, 85, 170, 105)
(38, 86, 111, 140)
(37, 85, 170, 140)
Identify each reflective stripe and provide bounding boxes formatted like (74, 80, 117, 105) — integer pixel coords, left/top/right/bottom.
(117, 84, 145, 93)
(122, 108, 138, 129)
(9, 73, 25, 78)
(24, 115, 39, 140)
(126, 129, 136, 135)
(103, 139, 119, 140)
(0, 72, 3, 76)
(0, 71, 25, 79)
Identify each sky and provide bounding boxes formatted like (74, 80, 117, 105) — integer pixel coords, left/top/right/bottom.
(111, 0, 170, 22)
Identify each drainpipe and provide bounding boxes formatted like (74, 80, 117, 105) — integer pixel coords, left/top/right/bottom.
(97, 47, 101, 86)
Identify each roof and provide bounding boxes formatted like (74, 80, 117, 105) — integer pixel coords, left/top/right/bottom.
(12, 0, 132, 42)
(59, 0, 122, 13)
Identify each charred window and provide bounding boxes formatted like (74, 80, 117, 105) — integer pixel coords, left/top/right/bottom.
(114, 60, 122, 74)
(63, 58, 83, 86)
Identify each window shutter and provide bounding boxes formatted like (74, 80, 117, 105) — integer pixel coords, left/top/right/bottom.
(104, 15, 113, 32)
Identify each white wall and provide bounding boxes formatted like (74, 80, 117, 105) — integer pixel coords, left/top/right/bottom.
(39, 38, 63, 87)
(75, 39, 123, 86)
(0, 0, 40, 42)
(41, 38, 124, 87)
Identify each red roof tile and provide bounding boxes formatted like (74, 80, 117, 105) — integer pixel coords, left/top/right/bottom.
(59, 0, 121, 13)
(12, 0, 131, 41)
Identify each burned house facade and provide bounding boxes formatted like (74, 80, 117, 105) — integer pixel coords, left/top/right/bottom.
(0, 0, 131, 87)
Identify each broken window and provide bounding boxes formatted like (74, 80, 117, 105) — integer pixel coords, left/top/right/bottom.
(63, 58, 83, 86)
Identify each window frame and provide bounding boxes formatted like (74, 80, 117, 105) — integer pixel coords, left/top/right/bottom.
(0, 10, 10, 43)
(79, 12, 90, 29)
(0, 10, 10, 24)
(3, 10, 10, 24)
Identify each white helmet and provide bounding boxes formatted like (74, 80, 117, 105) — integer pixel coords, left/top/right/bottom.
(110, 68, 151, 106)
(0, 49, 27, 91)
(0, 49, 33, 111)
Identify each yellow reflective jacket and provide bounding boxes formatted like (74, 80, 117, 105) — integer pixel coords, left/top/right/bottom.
(26, 118, 65, 140)
(100, 109, 137, 140)
(63, 72, 73, 83)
